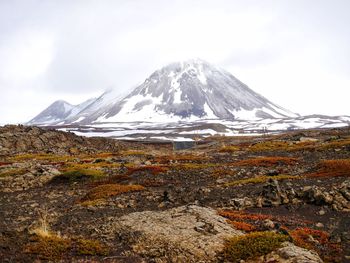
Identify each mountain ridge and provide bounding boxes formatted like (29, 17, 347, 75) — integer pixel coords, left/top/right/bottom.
(28, 59, 298, 125)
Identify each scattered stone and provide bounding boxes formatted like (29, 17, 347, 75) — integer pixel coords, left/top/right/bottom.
(300, 185, 349, 211)
(231, 242, 323, 263)
(299, 137, 318, 142)
(263, 219, 275, 229)
(318, 209, 326, 216)
(315, 222, 324, 228)
(106, 205, 242, 262)
(276, 242, 323, 262)
(339, 180, 350, 201)
(260, 179, 283, 207)
(230, 197, 254, 209)
(267, 169, 279, 176)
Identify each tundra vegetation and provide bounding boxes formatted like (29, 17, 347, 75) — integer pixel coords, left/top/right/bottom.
(0, 125, 349, 262)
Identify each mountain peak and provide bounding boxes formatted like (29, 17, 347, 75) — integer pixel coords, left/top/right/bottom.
(28, 60, 298, 125)
(92, 60, 297, 122)
(178, 58, 211, 67)
(161, 58, 216, 73)
(52, 100, 72, 106)
(28, 100, 75, 125)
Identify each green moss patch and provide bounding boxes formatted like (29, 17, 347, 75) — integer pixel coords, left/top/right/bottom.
(223, 231, 289, 262)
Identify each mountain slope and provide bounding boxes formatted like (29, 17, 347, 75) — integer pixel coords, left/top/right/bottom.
(63, 89, 125, 124)
(28, 98, 96, 125)
(28, 100, 75, 125)
(29, 59, 299, 125)
(89, 59, 297, 123)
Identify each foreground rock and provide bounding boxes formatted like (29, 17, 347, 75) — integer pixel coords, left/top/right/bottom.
(107, 205, 242, 262)
(246, 242, 323, 263)
(102, 205, 324, 263)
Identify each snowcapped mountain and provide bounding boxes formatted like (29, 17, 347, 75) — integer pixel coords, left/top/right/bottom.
(78, 59, 297, 124)
(28, 98, 96, 125)
(30, 59, 299, 126)
(28, 89, 126, 125)
(27, 59, 350, 140)
(28, 100, 75, 125)
(63, 89, 126, 124)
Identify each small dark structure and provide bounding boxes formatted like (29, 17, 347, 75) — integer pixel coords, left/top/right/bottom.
(173, 141, 196, 150)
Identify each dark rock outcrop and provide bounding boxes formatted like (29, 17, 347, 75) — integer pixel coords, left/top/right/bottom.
(0, 125, 124, 155)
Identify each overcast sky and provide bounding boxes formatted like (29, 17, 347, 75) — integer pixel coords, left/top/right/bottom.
(0, 0, 349, 124)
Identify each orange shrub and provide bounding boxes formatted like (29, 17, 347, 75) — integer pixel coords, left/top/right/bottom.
(290, 227, 329, 249)
(219, 210, 312, 228)
(0, 162, 13, 166)
(306, 159, 350, 178)
(24, 235, 71, 260)
(290, 227, 342, 261)
(82, 184, 145, 201)
(229, 221, 256, 232)
(219, 210, 271, 221)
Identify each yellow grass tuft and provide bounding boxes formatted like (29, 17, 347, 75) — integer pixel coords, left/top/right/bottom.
(225, 174, 297, 187)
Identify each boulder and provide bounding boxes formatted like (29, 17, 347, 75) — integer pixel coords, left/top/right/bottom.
(276, 242, 323, 262)
(108, 205, 242, 262)
(246, 242, 323, 263)
(260, 179, 283, 207)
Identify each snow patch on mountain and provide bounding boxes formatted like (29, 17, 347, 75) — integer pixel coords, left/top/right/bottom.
(86, 59, 298, 123)
(28, 100, 75, 125)
(203, 103, 217, 119)
(28, 59, 350, 136)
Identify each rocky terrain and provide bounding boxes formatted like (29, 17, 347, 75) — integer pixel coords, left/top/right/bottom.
(0, 125, 350, 262)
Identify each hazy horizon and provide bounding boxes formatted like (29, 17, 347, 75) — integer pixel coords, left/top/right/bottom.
(1, 0, 350, 124)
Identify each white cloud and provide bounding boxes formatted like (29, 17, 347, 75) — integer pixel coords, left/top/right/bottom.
(0, 31, 54, 82)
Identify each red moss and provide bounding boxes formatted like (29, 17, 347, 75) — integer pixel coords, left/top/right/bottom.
(290, 228, 329, 249)
(306, 159, 350, 178)
(290, 227, 342, 261)
(229, 220, 256, 232)
(219, 210, 312, 229)
(82, 183, 145, 202)
(219, 210, 271, 221)
(0, 162, 13, 166)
